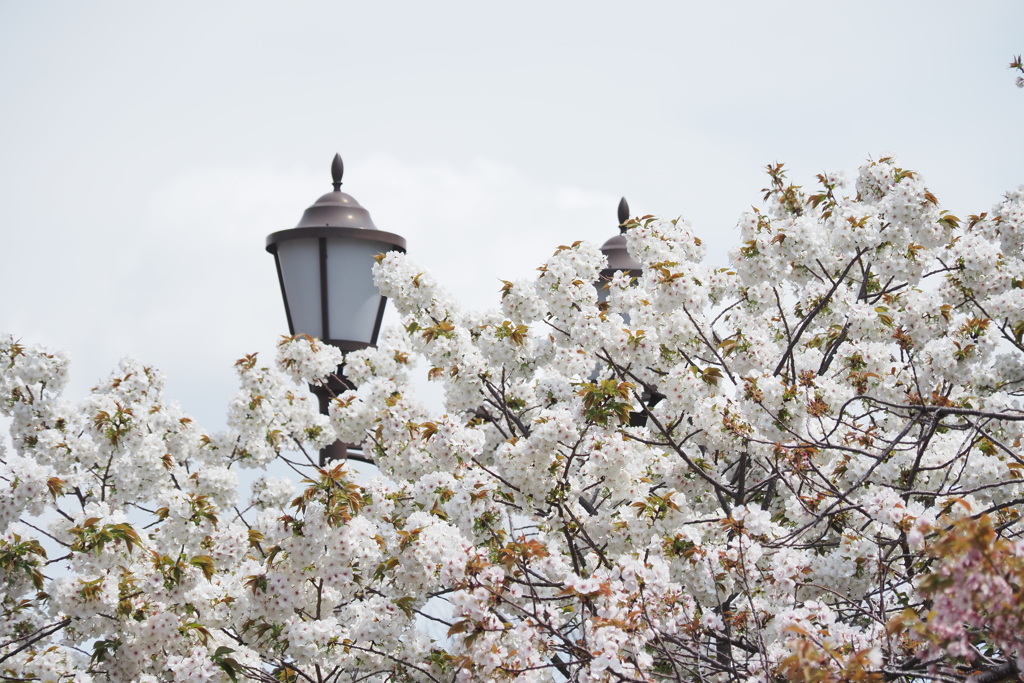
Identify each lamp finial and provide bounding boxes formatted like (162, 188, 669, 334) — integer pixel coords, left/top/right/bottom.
(331, 154, 344, 191)
(617, 197, 630, 233)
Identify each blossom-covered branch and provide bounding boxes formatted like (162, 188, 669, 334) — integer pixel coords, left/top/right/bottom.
(2, 157, 1023, 682)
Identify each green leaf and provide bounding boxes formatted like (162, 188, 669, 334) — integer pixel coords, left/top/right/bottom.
(189, 555, 216, 581)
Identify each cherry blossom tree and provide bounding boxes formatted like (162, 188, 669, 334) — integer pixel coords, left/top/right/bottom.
(3, 157, 1024, 682)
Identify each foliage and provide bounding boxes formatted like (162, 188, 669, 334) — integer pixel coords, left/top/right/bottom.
(2, 158, 1024, 682)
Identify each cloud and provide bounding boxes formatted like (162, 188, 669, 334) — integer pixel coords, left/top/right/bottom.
(339, 153, 625, 312)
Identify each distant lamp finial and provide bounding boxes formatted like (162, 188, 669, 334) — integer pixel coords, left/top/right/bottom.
(617, 196, 630, 233)
(331, 154, 344, 191)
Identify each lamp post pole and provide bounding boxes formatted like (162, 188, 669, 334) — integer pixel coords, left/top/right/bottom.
(266, 154, 406, 466)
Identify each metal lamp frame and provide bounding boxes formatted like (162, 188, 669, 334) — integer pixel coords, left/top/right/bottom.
(265, 225, 406, 351)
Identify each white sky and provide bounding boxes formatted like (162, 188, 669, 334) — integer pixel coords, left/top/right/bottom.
(1, 1, 1021, 430)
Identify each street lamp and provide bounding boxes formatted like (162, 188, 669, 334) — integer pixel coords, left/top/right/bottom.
(266, 154, 406, 351)
(266, 153, 406, 464)
(598, 196, 641, 301)
(597, 197, 658, 426)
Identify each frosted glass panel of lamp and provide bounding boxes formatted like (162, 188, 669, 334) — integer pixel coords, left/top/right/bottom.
(276, 238, 322, 339)
(325, 238, 390, 345)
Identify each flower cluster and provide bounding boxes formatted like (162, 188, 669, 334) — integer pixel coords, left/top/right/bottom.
(3, 158, 1024, 682)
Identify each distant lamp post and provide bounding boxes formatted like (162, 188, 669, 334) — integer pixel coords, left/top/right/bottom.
(597, 197, 657, 426)
(266, 154, 406, 465)
(598, 197, 642, 301)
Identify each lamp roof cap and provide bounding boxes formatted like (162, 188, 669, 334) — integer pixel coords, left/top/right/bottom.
(295, 154, 378, 230)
